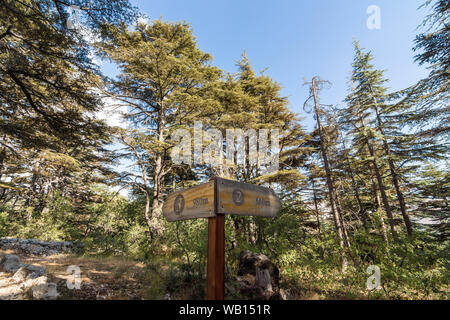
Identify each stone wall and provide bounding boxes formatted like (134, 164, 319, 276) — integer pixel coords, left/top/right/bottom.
(0, 238, 83, 256)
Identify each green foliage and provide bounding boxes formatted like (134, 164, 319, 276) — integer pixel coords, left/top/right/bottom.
(0, 0, 448, 301)
(409, 0, 449, 138)
(0, 211, 11, 236)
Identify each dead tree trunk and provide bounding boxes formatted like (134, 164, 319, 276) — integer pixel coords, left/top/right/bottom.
(339, 133, 367, 229)
(309, 77, 348, 271)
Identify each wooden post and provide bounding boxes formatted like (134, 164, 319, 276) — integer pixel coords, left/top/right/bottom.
(206, 178, 225, 300)
(206, 214, 225, 300)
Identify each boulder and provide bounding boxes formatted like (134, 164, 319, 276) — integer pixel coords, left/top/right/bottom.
(0, 276, 48, 299)
(12, 264, 46, 282)
(20, 275, 48, 291)
(0, 254, 58, 300)
(0, 254, 21, 273)
(31, 282, 59, 300)
(236, 250, 285, 300)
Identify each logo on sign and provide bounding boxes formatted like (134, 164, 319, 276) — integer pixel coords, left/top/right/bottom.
(174, 195, 185, 215)
(232, 189, 244, 206)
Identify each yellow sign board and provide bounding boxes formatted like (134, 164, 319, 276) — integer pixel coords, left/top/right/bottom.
(162, 181, 215, 222)
(162, 178, 281, 221)
(216, 178, 280, 217)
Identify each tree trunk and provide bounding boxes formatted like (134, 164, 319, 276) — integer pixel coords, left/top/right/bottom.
(372, 177, 389, 244)
(248, 218, 257, 245)
(150, 111, 166, 237)
(353, 113, 398, 241)
(340, 135, 367, 229)
(336, 194, 351, 248)
(144, 190, 153, 239)
(310, 78, 348, 271)
(231, 216, 241, 248)
(365, 139, 398, 241)
(311, 177, 322, 235)
(371, 97, 413, 236)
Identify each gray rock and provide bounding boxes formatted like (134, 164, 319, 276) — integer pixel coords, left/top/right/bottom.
(0, 282, 22, 299)
(20, 275, 48, 291)
(0, 276, 49, 300)
(12, 264, 46, 282)
(0, 255, 21, 273)
(11, 266, 28, 282)
(0, 252, 59, 300)
(32, 282, 59, 300)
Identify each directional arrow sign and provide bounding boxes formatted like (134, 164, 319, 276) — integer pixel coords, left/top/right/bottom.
(216, 177, 281, 217)
(162, 177, 281, 300)
(162, 180, 216, 222)
(162, 178, 281, 221)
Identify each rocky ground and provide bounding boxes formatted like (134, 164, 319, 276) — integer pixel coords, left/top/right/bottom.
(0, 238, 144, 300)
(0, 254, 53, 299)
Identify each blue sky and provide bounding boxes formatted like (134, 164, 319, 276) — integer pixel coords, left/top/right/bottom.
(102, 0, 431, 131)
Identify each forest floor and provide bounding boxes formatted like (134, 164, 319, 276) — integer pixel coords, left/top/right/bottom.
(0, 247, 357, 300)
(0, 249, 145, 299)
(0, 248, 376, 300)
(5, 248, 444, 300)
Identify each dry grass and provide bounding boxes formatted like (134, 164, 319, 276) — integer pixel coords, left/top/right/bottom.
(0, 249, 145, 300)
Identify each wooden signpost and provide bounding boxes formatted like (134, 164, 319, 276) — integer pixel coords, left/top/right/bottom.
(162, 177, 281, 300)
(162, 180, 216, 222)
(216, 178, 281, 217)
